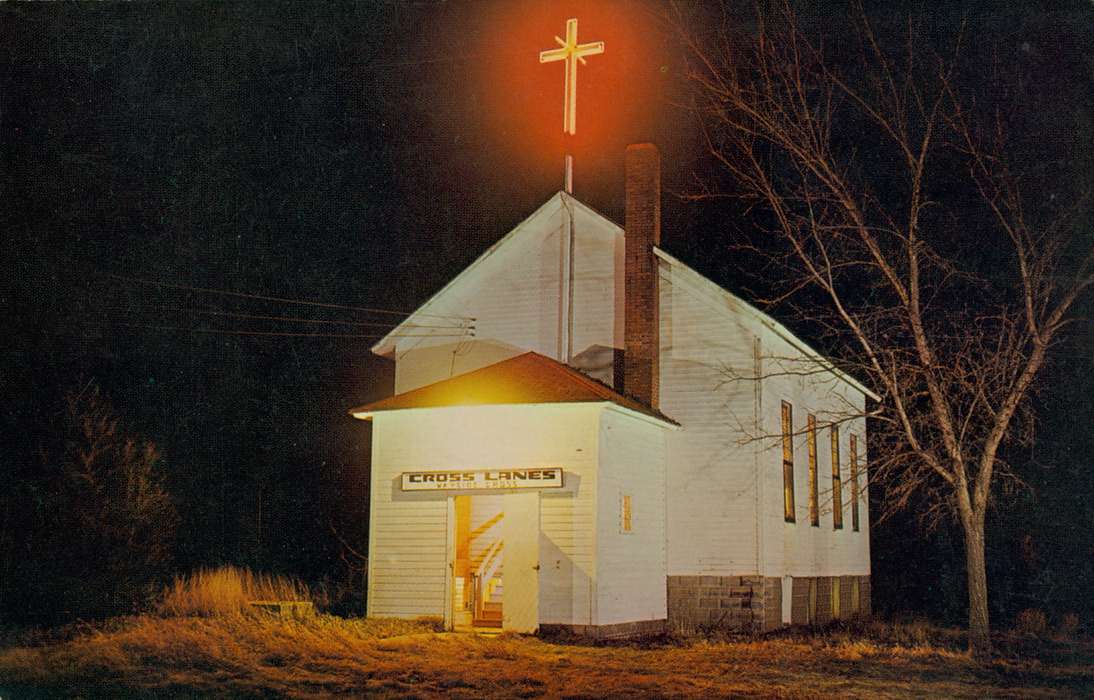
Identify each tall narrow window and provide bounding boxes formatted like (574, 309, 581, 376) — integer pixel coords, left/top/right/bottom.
(850, 434, 860, 532)
(781, 401, 796, 523)
(620, 494, 633, 533)
(831, 425, 843, 530)
(807, 414, 819, 527)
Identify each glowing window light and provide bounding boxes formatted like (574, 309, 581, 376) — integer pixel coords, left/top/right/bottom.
(539, 18, 605, 135)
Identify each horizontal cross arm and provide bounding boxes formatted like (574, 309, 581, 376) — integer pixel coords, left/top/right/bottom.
(539, 47, 569, 63)
(574, 41, 605, 57)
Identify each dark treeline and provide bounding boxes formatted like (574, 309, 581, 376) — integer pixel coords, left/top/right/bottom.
(2, 1, 1092, 628)
(0, 2, 404, 624)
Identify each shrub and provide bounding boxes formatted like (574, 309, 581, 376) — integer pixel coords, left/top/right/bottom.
(158, 566, 312, 617)
(416, 616, 446, 632)
(800, 615, 966, 651)
(0, 383, 178, 624)
(891, 617, 930, 646)
(860, 615, 941, 647)
(1014, 608, 1048, 637)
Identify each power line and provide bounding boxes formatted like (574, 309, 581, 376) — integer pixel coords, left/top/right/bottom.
(273, 53, 481, 77)
(107, 305, 472, 331)
(104, 274, 473, 321)
(84, 320, 475, 340)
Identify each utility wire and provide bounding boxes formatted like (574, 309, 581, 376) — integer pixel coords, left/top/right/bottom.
(106, 305, 472, 331)
(274, 53, 480, 76)
(105, 274, 473, 321)
(85, 320, 475, 340)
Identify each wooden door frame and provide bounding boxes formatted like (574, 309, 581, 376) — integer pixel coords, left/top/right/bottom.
(444, 495, 455, 631)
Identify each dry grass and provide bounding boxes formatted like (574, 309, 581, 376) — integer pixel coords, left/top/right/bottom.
(157, 565, 313, 617)
(1, 615, 1091, 698)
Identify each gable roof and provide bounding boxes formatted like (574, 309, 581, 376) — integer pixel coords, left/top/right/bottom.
(370, 192, 621, 357)
(349, 351, 678, 427)
(368, 190, 878, 403)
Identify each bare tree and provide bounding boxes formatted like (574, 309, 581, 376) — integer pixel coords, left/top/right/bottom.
(63, 383, 177, 581)
(678, 2, 1093, 655)
(4, 381, 179, 622)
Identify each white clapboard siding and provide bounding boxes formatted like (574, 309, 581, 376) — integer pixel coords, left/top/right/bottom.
(659, 260, 761, 576)
(596, 408, 668, 625)
(366, 403, 602, 624)
(386, 195, 623, 394)
(756, 326, 871, 577)
(655, 249, 872, 579)
(367, 417, 448, 618)
(540, 461, 600, 626)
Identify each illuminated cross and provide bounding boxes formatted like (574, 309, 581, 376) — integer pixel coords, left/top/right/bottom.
(539, 18, 605, 135)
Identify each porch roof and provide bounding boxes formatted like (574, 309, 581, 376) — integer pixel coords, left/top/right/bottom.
(349, 351, 678, 427)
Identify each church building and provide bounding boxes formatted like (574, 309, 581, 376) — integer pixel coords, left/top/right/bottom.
(350, 142, 876, 637)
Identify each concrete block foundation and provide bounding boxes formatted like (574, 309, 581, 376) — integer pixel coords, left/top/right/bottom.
(669, 574, 871, 632)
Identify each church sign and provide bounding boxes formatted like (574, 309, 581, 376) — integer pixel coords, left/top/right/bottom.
(401, 468, 563, 492)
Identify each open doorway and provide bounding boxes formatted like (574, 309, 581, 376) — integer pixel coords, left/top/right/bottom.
(451, 492, 539, 632)
(453, 494, 504, 629)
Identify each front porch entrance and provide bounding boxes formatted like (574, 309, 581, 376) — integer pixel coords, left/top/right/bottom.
(449, 492, 540, 633)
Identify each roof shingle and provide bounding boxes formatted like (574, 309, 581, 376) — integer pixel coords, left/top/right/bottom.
(349, 352, 677, 426)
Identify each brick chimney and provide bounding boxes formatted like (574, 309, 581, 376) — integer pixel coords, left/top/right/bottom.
(624, 143, 661, 409)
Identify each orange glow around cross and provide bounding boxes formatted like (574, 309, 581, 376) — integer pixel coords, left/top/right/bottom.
(466, 1, 674, 192)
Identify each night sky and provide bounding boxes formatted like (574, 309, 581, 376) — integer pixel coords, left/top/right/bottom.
(3, 1, 1093, 621)
(2, 0, 705, 583)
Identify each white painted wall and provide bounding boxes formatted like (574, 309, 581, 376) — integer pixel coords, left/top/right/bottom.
(596, 408, 668, 625)
(660, 261, 761, 576)
(395, 341, 527, 397)
(654, 251, 871, 580)
(756, 327, 871, 577)
(366, 403, 602, 625)
(366, 418, 448, 618)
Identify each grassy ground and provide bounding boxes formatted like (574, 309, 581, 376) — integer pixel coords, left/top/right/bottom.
(1, 614, 1092, 699)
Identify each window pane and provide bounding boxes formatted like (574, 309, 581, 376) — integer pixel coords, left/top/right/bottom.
(781, 401, 795, 523)
(831, 425, 843, 530)
(850, 434, 860, 532)
(808, 414, 818, 526)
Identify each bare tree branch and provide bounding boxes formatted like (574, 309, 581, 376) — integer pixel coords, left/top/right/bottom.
(675, 0, 1093, 655)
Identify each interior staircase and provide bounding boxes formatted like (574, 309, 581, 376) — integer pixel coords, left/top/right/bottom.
(473, 570, 503, 628)
(458, 496, 505, 631)
(471, 544, 504, 628)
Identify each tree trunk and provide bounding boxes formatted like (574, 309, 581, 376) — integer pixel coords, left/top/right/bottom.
(960, 510, 991, 657)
